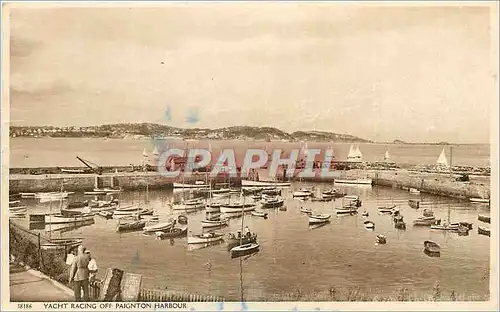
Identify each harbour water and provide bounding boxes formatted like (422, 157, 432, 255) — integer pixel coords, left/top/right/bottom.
(10, 138, 490, 168)
(13, 182, 490, 301)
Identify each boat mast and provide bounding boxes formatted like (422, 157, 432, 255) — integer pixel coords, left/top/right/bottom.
(239, 189, 245, 247)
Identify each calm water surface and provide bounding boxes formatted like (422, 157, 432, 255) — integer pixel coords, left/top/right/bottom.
(16, 183, 490, 300)
(10, 138, 490, 168)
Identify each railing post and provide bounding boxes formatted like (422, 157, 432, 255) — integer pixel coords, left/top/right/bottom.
(37, 233, 41, 269)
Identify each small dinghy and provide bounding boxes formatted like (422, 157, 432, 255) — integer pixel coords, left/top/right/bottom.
(424, 240, 440, 253)
(408, 199, 420, 209)
(230, 243, 260, 258)
(98, 211, 113, 219)
(143, 220, 175, 233)
(116, 220, 146, 233)
(308, 214, 331, 224)
(413, 216, 437, 226)
(364, 221, 375, 229)
(201, 218, 229, 228)
(478, 226, 490, 237)
(251, 194, 262, 201)
(293, 189, 312, 198)
(188, 232, 224, 244)
(9, 206, 27, 212)
(378, 205, 396, 213)
(300, 207, 312, 214)
(336, 208, 357, 215)
(261, 197, 285, 208)
(362, 211, 369, 217)
(251, 211, 268, 218)
(478, 215, 491, 224)
(155, 227, 188, 239)
(177, 215, 188, 224)
(376, 234, 387, 244)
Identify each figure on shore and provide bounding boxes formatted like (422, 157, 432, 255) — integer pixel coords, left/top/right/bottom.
(69, 245, 90, 301)
(86, 249, 98, 283)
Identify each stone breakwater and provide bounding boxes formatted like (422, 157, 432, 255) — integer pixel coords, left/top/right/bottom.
(8, 169, 490, 200)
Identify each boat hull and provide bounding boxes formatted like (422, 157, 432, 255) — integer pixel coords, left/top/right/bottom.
(335, 179, 372, 185)
(220, 205, 255, 214)
(173, 183, 209, 189)
(45, 214, 94, 224)
(241, 180, 291, 187)
(188, 233, 224, 244)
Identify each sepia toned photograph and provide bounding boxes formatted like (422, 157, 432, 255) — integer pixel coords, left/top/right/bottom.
(3, 1, 498, 310)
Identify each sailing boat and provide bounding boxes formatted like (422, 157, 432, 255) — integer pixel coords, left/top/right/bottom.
(152, 145, 159, 157)
(384, 150, 390, 162)
(430, 204, 458, 231)
(436, 148, 449, 169)
(229, 195, 260, 258)
(202, 179, 229, 228)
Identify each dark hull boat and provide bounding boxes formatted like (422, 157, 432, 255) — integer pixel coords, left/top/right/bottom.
(478, 215, 491, 224)
(230, 243, 260, 259)
(155, 227, 188, 239)
(424, 240, 440, 253)
(408, 199, 420, 209)
(478, 226, 490, 237)
(116, 220, 146, 233)
(227, 233, 258, 251)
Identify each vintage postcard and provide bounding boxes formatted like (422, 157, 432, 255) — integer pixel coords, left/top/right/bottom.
(2, 1, 498, 311)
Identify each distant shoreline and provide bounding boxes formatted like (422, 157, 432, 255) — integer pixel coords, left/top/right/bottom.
(8, 136, 489, 146)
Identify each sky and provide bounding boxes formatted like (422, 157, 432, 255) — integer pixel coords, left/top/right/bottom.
(8, 3, 497, 143)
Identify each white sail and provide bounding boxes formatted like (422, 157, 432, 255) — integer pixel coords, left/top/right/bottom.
(347, 144, 356, 161)
(384, 150, 390, 161)
(436, 148, 449, 167)
(152, 145, 159, 156)
(355, 146, 363, 158)
(142, 148, 148, 158)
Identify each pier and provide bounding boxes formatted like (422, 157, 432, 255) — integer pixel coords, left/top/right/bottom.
(9, 168, 490, 200)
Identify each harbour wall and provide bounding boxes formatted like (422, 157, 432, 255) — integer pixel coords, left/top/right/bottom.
(8, 169, 490, 200)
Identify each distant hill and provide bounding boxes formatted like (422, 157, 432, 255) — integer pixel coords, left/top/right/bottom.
(291, 130, 372, 143)
(10, 123, 370, 143)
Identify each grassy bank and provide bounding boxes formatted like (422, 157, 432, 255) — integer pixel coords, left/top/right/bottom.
(268, 284, 489, 302)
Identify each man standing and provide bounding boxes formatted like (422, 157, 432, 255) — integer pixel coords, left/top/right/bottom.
(69, 245, 90, 301)
(65, 248, 76, 283)
(85, 250, 98, 283)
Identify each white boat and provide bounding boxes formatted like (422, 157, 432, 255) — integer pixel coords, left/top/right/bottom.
(210, 188, 231, 194)
(261, 197, 285, 208)
(470, 198, 490, 203)
(241, 180, 291, 187)
(84, 191, 107, 195)
(173, 182, 209, 189)
(230, 243, 260, 257)
(347, 145, 363, 162)
(187, 232, 224, 244)
(60, 168, 86, 173)
(94, 188, 121, 193)
(336, 208, 357, 215)
(9, 200, 21, 206)
(431, 223, 459, 231)
(220, 204, 255, 214)
(251, 211, 268, 218)
(9, 206, 27, 212)
(409, 188, 420, 195)
(205, 203, 221, 213)
(308, 214, 331, 224)
(384, 150, 390, 162)
(10, 212, 26, 218)
(378, 205, 396, 213)
(19, 193, 36, 198)
(335, 178, 372, 185)
(172, 202, 205, 211)
(436, 148, 449, 167)
(115, 204, 142, 212)
(300, 207, 312, 214)
(37, 192, 73, 203)
(201, 218, 229, 228)
(45, 213, 94, 224)
(344, 195, 360, 201)
(143, 220, 175, 233)
(293, 189, 312, 197)
(364, 221, 375, 229)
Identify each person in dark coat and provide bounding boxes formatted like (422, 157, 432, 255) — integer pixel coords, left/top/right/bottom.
(69, 245, 91, 301)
